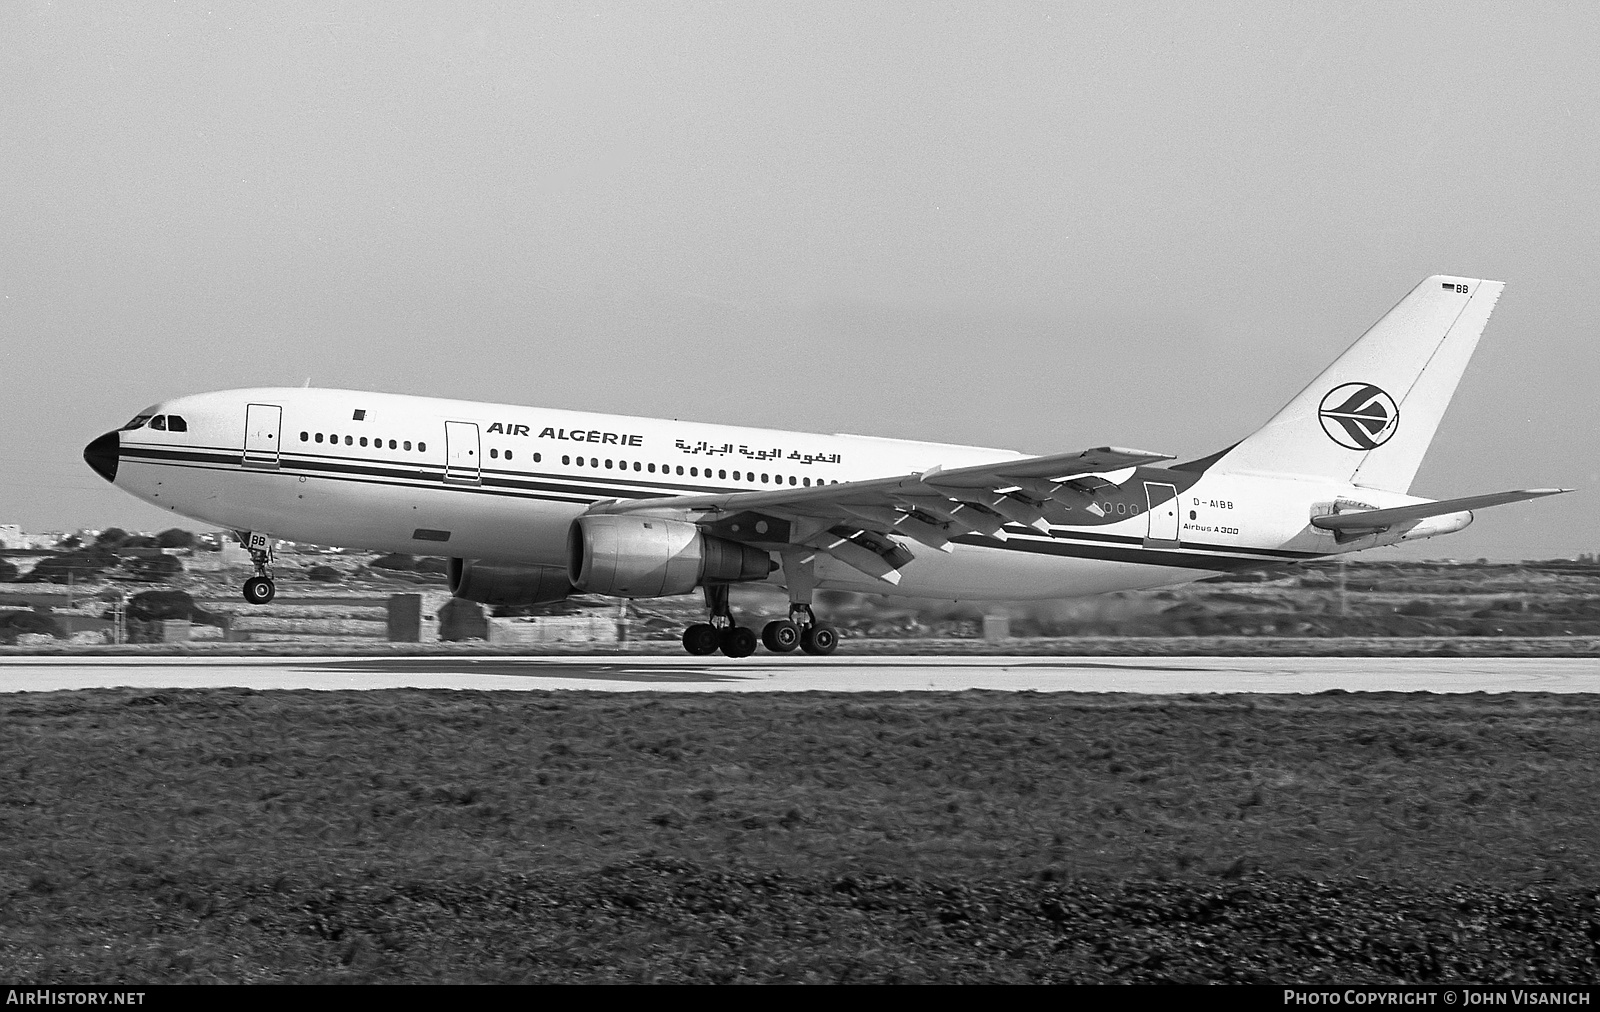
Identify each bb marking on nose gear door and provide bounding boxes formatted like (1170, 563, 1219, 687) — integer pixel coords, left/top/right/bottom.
(1143, 481, 1180, 549)
(242, 403, 283, 469)
(444, 420, 482, 485)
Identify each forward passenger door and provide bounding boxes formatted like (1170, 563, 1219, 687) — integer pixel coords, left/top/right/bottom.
(444, 421, 481, 485)
(242, 404, 282, 470)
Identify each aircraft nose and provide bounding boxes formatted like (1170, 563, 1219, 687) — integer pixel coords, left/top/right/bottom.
(83, 431, 119, 483)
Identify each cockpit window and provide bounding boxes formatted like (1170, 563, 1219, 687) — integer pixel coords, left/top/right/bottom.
(166, 415, 188, 432)
(149, 416, 167, 430)
(120, 415, 154, 430)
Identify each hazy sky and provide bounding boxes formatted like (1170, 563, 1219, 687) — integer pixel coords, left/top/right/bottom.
(2, 2, 1595, 560)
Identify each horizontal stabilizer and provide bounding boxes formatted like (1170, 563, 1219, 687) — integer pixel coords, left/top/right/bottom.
(1310, 488, 1570, 532)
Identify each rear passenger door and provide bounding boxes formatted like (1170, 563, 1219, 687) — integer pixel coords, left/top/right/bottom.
(1143, 481, 1180, 547)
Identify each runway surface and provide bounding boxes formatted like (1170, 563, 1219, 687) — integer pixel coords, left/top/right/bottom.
(0, 654, 1596, 694)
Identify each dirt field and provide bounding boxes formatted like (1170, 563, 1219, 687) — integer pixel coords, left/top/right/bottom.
(2, 688, 1597, 982)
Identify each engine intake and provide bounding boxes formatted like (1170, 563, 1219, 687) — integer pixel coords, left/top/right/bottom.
(569, 515, 774, 597)
(448, 558, 572, 607)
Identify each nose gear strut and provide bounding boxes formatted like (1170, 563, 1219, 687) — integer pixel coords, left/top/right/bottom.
(237, 531, 277, 605)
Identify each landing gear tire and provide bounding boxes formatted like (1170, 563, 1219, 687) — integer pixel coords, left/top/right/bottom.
(761, 619, 800, 653)
(720, 626, 758, 658)
(683, 623, 721, 656)
(800, 623, 839, 656)
(242, 576, 276, 605)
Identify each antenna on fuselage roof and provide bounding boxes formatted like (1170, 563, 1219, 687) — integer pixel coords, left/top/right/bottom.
(301, 377, 311, 388)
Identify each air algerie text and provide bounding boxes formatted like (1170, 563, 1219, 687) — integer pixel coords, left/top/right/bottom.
(486, 423, 643, 447)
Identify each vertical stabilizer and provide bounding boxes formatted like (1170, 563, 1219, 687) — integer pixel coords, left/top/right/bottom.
(1213, 275, 1503, 492)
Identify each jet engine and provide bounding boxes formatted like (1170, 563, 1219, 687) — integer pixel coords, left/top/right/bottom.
(568, 515, 775, 597)
(448, 558, 573, 607)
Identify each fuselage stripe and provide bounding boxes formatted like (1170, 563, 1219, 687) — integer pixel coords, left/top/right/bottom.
(116, 443, 1323, 569)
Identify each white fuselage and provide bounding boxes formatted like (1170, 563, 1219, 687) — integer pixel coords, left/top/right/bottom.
(102, 387, 1447, 600)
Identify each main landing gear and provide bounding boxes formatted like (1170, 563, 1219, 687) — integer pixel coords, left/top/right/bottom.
(776, 551, 837, 655)
(760, 604, 838, 656)
(678, 554, 839, 657)
(238, 532, 276, 605)
(682, 584, 758, 657)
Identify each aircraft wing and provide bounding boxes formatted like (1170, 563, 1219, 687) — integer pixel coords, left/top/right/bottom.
(589, 446, 1173, 584)
(1310, 488, 1571, 532)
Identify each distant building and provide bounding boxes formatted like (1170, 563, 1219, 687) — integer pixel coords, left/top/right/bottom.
(0, 526, 66, 550)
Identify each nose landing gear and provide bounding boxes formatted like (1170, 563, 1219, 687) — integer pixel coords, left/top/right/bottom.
(237, 532, 277, 605)
(243, 575, 276, 605)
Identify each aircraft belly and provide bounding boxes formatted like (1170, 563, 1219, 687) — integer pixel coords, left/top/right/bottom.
(120, 460, 583, 565)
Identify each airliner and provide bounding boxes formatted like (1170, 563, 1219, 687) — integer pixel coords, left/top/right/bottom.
(83, 276, 1567, 656)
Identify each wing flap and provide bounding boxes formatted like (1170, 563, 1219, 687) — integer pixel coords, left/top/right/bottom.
(590, 444, 1172, 581)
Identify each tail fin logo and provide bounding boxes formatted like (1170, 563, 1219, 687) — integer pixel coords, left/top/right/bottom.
(1318, 383, 1400, 450)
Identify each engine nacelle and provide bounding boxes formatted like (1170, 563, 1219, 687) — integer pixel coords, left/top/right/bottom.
(448, 558, 573, 607)
(568, 515, 775, 597)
